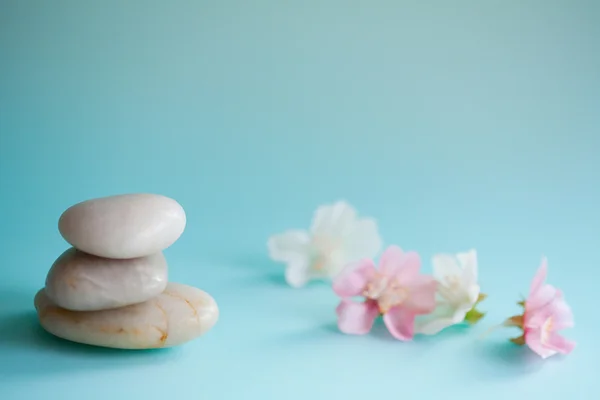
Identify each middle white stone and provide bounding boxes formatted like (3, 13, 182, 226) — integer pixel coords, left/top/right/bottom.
(45, 248, 168, 311)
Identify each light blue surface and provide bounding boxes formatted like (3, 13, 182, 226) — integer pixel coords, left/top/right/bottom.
(1, 1, 599, 399)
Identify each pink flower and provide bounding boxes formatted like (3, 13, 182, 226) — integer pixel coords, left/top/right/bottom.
(332, 245, 437, 341)
(505, 258, 576, 358)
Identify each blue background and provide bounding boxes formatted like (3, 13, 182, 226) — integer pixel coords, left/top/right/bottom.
(1, 1, 598, 399)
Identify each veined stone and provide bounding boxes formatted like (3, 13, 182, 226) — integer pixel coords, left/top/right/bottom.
(35, 283, 219, 349)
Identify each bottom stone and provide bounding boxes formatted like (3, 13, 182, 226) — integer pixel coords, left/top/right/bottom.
(34, 282, 219, 349)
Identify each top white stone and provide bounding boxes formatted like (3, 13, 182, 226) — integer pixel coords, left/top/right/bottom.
(59, 193, 186, 259)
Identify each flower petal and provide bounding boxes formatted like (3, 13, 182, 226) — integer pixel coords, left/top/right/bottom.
(267, 230, 311, 263)
(414, 303, 457, 335)
(379, 245, 404, 274)
(383, 307, 416, 341)
(415, 317, 455, 335)
(545, 333, 576, 355)
(403, 275, 438, 314)
(310, 201, 357, 236)
(332, 259, 377, 298)
(527, 293, 574, 330)
(432, 254, 462, 281)
(526, 283, 557, 312)
(525, 301, 552, 329)
(466, 284, 481, 305)
(530, 257, 548, 297)
(457, 249, 478, 285)
(285, 259, 311, 288)
(336, 299, 379, 335)
(343, 218, 382, 262)
(552, 293, 575, 330)
(525, 328, 558, 359)
(380, 246, 421, 281)
(395, 252, 422, 282)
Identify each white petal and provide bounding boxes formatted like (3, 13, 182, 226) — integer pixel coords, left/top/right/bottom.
(342, 218, 382, 262)
(285, 259, 311, 288)
(466, 284, 481, 305)
(267, 230, 310, 263)
(415, 317, 456, 335)
(436, 279, 478, 308)
(436, 282, 461, 305)
(414, 303, 457, 335)
(452, 302, 474, 323)
(457, 249, 478, 284)
(310, 201, 357, 237)
(321, 255, 347, 278)
(432, 254, 461, 281)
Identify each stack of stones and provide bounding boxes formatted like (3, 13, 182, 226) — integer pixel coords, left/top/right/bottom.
(34, 193, 219, 349)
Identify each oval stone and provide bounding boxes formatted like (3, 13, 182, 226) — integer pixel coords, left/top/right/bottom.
(45, 248, 168, 311)
(58, 193, 186, 259)
(35, 283, 219, 349)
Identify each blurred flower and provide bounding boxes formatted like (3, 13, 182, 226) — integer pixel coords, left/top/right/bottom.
(268, 201, 382, 288)
(416, 249, 486, 335)
(332, 245, 437, 341)
(503, 258, 575, 358)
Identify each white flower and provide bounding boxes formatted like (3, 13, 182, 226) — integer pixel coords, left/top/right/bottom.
(415, 249, 483, 335)
(267, 201, 382, 288)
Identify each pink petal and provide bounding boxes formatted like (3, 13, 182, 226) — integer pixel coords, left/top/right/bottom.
(524, 302, 553, 329)
(379, 245, 421, 282)
(526, 283, 557, 312)
(336, 299, 379, 335)
(525, 329, 558, 359)
(527, 296, 574, 331)
(403, 275, 438, 314)
(529, 258, 548, 297)
(379, 245, 405, 275)
(545, 333, 576, 355)
(551, 294, 575, 330)
(332, 259, 377, 298)
(395, 252, 422, 282)
(383, 306, 416, 341)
